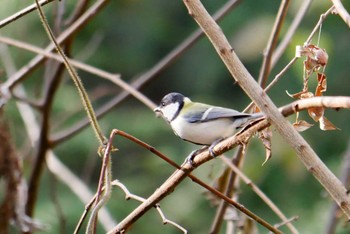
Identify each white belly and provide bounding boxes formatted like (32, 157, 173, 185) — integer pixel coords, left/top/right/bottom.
(170, 117, 236, 145)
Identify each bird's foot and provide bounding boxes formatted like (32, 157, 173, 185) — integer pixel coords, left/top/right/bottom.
(185, 147, 207, 166)
(208, 138, 225, 157)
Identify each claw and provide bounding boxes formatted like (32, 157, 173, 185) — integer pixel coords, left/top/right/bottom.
(208, 138, 225, 158)
(184, 147, 207, 166)
(185, 150, 198, 166)
(209, 145, 216, 157)
(184, 138, 225, 166)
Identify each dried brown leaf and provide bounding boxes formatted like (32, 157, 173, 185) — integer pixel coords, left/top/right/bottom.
(305, 73, 327, 122)
(259, 128, 272, 166)
(310, 45, 328, 66)
(286, 88, 325, 122)
(297, 44, 328, 71)
(286, 90, 311, 99)
(308, 106, 324, 122)
(293, 120, 314, 132)
(304, 57, 319, 73)
(315, 73, 327, 96)
(319, 116, 339, 131)
(300, 92, 314, 99)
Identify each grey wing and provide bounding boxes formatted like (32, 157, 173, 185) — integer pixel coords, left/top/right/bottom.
(202, 107, 252, 122)
(183, 106, 209, 123)
(184, 106, 252, 123)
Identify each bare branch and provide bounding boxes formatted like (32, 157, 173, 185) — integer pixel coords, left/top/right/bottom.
(112, 180, 188, 234)
(155, 204, 188, 234)
(86, 134, 113, 234)
(280, 96, 350, 116)
(258, 0, 291, 87)
(64, 0, 90, 26)
(0, 0, 56, 29)
(331, 0, 350, 28)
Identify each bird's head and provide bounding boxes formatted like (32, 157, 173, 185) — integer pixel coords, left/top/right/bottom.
(154, 92, 190, 123)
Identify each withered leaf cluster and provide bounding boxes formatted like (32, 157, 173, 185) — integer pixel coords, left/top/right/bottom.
(288, 44, 338, 131)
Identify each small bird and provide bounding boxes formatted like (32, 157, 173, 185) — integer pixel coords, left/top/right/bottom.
(154, 92, 263, 164)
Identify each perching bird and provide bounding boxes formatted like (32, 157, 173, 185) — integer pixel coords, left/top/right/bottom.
(154, 92, 263, 164)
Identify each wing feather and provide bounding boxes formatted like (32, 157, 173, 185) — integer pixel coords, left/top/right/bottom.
(183, 105, 252, 123)
(201, 107, 252, 122)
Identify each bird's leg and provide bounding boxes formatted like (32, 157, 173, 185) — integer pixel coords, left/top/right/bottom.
(208, 138, 225, 157)
(185, 138, 226, 166)
(185, 146, 208, 166)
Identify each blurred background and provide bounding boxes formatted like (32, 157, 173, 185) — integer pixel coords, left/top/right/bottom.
(1, 0, 350, 233)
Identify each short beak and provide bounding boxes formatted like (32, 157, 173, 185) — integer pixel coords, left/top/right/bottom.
(153, 107, 162, 117)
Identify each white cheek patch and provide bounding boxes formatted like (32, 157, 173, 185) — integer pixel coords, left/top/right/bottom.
(161, 102, 179, 122)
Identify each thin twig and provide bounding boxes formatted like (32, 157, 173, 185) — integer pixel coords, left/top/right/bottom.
(65, 0, 90, 26)
(0, 0, 56, 29)
(258, 0, 291, 88)
(210, 146, 245, 234)
(280, 96, 350, 116)
(271, 0, 312, 67)
(35, 0, 106, 145)
(86, 133, 113, 234)
(112, 180, 188, 233)
(48, 172, 67, 234)
(271, 216, 299, 233)
(305, 6, 335, 45)
(155, 204, 188, 234)
(74, 194, 97, 234)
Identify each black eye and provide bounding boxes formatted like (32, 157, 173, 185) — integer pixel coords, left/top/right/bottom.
(161, 102, 166, 107)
